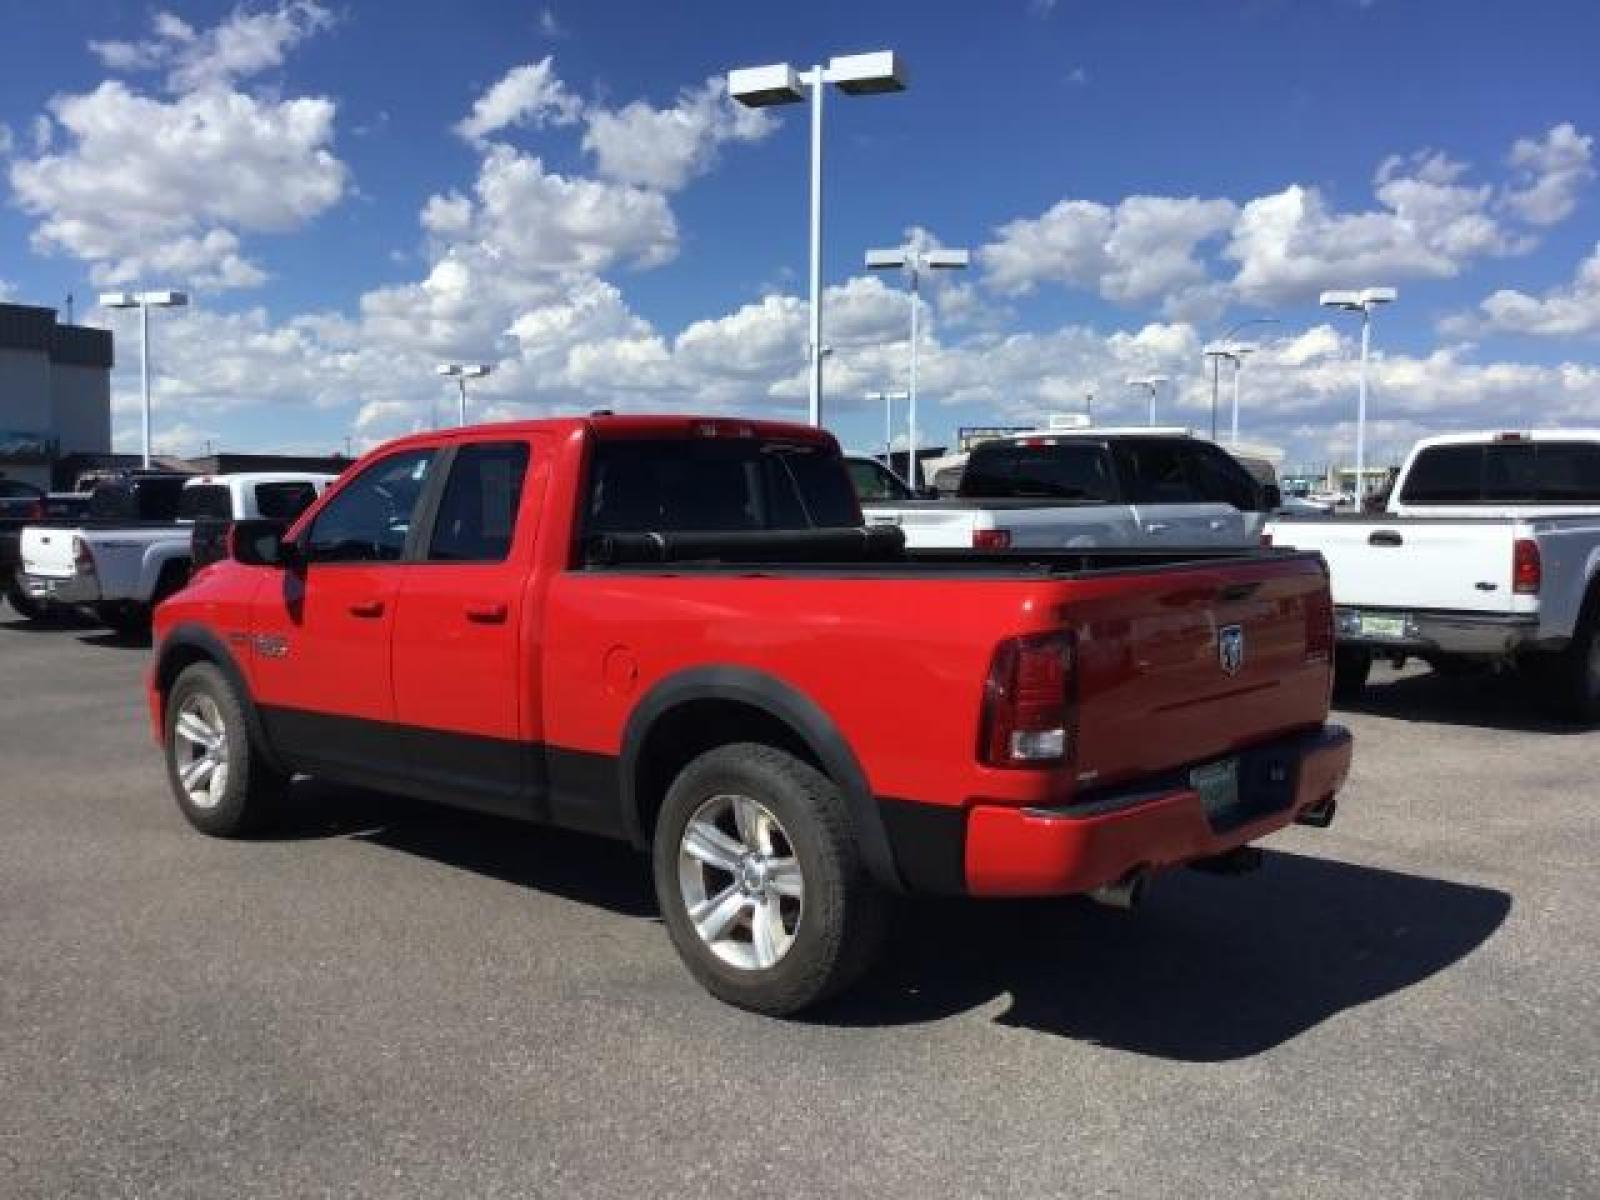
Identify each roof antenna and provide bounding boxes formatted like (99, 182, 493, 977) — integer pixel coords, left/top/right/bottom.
(65, 292, 74, 324)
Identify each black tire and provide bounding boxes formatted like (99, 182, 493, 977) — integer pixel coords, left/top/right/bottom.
(95, 600, 151, 637)
(163, 662, 287, 837)
(1332, 646, 1373, 702)
(652, 742, 887, 1016)
(1537, 603, 1600, 724)
(151, 560, 191, 608)
(3, 570, 46, 621)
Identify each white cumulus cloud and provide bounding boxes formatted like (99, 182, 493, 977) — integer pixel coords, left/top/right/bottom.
(1443, 242, 1600, 339)
(1502, 123, 1595, 225)
(581, 76, 776, 192)
(455, 57, 582, 143)
(90, 2, 333, 93)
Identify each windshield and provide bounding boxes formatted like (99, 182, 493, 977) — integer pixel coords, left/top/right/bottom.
(586, 438, 861, 534)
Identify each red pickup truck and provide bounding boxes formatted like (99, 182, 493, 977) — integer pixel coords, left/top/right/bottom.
(148, 415, 1351, 1014)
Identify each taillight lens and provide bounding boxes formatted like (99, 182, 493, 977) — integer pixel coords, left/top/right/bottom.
(24, 500, 43, 520)
(1305, 589, 1335, 663)
(979, 632, 1074, 767)
(973, 528, 1012, 551)
(1513, 538, 1541, 595)
(72, 536, 96, 574)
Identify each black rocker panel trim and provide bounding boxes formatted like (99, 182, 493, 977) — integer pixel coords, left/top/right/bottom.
(257, 705, 624, 834)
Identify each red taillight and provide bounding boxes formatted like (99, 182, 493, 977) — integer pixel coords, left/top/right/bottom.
(72, 536, 96, 574)
(24, 500, 44, 520)
(1259, 531, 1274, 547)
(979, 632, 1074, 767)
(1513, 538, 1541, 595)
(973, 528, 1012, 551)
(1305, 590, 1335, 664)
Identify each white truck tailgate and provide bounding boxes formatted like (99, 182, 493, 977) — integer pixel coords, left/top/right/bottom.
(1272, 519, 1516, 613)
(20, 527, 78, 579)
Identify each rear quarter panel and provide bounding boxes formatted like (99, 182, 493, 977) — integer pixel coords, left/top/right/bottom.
(542, 554, 1333, 812)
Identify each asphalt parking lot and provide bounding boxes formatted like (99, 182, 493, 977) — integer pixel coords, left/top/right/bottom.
(2, 614, 1596, 1199)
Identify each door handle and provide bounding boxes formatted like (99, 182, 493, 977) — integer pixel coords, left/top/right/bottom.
(1368, 530, 1404, 547)
(1208, 519, 1228, 530)
(1145, 522, 1171, 534)
(465, 602, 508, 624)
(348, 599, 385, 618)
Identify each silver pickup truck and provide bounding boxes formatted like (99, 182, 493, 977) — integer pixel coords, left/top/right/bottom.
(859, 429, 1278, 551)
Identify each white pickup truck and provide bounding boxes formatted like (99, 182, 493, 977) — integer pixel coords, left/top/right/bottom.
(22, 472, 333, 633)
(860, 428, 1278, 550)
(1265, 430, 1600, 720)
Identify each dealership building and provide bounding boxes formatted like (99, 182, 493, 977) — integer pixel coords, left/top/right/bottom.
(0, 301, 113, 490)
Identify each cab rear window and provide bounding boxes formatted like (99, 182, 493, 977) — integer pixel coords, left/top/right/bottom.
(586, 439, 860, 534)
(1400, 443, 1600, 505)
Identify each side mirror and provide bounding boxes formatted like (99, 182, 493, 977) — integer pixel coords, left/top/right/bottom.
(229, 519, 297, 568)
(1261, 483, 1283, 511)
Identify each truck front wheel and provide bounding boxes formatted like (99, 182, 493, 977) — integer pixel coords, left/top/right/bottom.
(1332, 646, 1373, 703)
(652, 743, 887, 1016)
(163, 662, 287, 836)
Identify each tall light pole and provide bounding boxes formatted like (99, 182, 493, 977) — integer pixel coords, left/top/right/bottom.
(435, 363, 492, 426)
(730, 52, 908, 429)
(864, 245, 968, 488)
(864, 389, 908, 466)
(1228, 344, 1257, 445)
(1321, 287, 1397, 502)
(1204, 317, 1278, 440)
(97, 290, 189, 469)
(1125, 375, 1169, 426)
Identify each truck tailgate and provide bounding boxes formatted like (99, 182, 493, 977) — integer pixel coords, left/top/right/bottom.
(1270, 518, 1515, 613)
(1065, 558, 1332, 790)
(20, 527, 78, 579)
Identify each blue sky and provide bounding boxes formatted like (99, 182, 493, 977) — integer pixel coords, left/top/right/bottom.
(2, 0, 1597, 467)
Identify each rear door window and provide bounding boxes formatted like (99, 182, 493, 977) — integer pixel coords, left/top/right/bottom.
(1532, 442, 1600, 502)
(1182, 443, 1261, 510)
(1115, 440, 1200, 504)
(178, 485, 232, 520)
(428, 443, 531, 562)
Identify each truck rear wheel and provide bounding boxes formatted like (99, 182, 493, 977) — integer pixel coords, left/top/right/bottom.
(1543, 607, 1600, 724)
(652, 743, 886, 1016)
(1332, 647, 1373, 703)
(95, 600, 150, 637)
(163, 662, 286, 836)
(3, 570, 46, 621)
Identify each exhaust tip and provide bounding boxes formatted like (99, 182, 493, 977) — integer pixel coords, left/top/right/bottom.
(1296, 796, 1338, 828)
(1088, 870, 1149, 910)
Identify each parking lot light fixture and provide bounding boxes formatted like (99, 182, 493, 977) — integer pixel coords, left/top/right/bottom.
(1320, 288, 1397, 501)
(98, 290, 189, 469)
(436, 363, 492, 427)
(730, 51, 907, 430)
(864, 389, 909, 465)
(1126, 375, 1170, 426)
(865, 244, 967, 488)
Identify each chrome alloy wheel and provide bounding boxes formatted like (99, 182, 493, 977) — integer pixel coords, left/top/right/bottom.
(677, 793, 804, 971)
(173, 693, 231, 810)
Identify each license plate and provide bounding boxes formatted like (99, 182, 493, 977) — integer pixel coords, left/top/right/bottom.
(1359, 613, 1408, 639)
(1190, 758, 1240, 818)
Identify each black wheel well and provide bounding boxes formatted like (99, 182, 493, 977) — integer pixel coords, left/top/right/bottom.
(153, 557, 191, 598)
(632, 699, 822, 841)
(156, 643, 216, 698)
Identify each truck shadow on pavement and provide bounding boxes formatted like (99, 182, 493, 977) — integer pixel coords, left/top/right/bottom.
(271, 783, 1508, 1060)
(1338, 665, 1588, 734)
(823, 851, 1510, 1060)
(271, 780, 658, 917)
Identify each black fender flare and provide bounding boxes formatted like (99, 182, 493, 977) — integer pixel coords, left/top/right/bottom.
(154, 623, 287, 775)
(618, 665, 905, 892)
